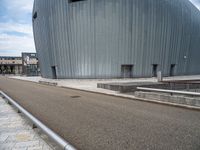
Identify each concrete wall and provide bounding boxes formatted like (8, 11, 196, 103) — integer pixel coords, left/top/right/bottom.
(33, 0, 200, 79)
(135, 91, 200, 107)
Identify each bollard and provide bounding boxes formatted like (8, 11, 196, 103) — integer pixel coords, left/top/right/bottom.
(157, 71, 163, 82)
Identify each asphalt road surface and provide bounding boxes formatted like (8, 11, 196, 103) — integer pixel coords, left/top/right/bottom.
(0, 77, 200, 150)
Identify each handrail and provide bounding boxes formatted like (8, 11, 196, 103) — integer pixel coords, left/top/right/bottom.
(0, 91, 76, 150)
(136, 87, 200, 96)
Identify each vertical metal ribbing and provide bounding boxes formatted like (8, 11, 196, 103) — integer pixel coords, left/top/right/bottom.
(33, 0, 200, 79)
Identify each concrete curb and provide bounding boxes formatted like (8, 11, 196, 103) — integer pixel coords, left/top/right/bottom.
(39, 81, 58, 86)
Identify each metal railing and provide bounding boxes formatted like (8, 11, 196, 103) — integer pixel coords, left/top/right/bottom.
(0, 91, 76, 150)
(136, 87, 200, 97)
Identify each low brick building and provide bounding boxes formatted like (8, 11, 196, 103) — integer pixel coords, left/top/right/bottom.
(0, 57, 22, 74)
(0, 53, 40, 76)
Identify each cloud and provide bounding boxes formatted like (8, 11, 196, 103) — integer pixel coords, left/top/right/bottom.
(190, 0, 200, 10)
(0, 0, 35, 56)
(0, 22, 35, 56)
(5, 0, 33, 13)
(0, 23, 32, 35)
(0, 33, 34, 51)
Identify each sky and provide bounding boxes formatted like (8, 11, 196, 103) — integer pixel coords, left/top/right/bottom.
(191, 0, 200, 10)
(0, 0, 199, 56)
(0, 0, 34, 56)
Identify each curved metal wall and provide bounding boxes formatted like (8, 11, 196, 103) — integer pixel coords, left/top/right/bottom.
(33, 0, 200, 79)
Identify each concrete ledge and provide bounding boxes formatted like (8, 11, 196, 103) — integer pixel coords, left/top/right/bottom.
(97, 82, 162, 93)
(134, 96, 200, 111)
(97, 82, 200, 93)
(135, 91, 200, 108)
(39, 81, 58, 86)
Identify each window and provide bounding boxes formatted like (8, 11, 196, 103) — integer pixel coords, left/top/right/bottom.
(69, 0, 86, 3)
(31, 54, 36, 57)
(33, 12, 37, 19)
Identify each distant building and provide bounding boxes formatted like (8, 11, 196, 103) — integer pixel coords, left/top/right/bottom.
(0, 53, 40, 76)
(22, 53, 40, 76)
(0, 56, 22, 75)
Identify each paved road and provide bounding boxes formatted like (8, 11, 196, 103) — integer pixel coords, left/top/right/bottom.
(0, 77, 200, 150)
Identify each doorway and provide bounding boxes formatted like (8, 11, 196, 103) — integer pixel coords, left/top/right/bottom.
(51, 66, 57, 79)
(121, 65, 133, 78)
(170, 64, 176, 76)
(152, 64, 158, 77)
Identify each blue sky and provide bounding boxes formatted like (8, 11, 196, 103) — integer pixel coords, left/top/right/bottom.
(0, 0, 199, 56)
(191, 0, 200, 9)
(0, 0, 34, 56)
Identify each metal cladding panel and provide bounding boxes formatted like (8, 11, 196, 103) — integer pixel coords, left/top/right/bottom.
(33, 0, 200, 79)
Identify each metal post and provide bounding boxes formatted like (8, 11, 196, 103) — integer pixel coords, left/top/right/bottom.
(157, 71, 163, 82)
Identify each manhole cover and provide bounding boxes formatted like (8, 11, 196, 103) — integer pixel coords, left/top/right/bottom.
(70, 96, 81, 98)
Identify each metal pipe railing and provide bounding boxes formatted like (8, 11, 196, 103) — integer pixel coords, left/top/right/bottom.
(0, 91, 76, 150)
(136, 87, 200, 96)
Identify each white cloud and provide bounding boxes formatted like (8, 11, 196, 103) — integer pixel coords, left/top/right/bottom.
(190, 0, 200, 10)
(0, 22, 35, 55)
(0, 23, 32, 36)
(5, 0, 34, 13)
(0, 33, 34, 50)
(0, 0, 35, 56)
(0, 32, 35, 56)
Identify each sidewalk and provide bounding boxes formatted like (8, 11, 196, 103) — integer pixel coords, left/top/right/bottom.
(0, 96, 57, 150)
(10, 76, 157, 94)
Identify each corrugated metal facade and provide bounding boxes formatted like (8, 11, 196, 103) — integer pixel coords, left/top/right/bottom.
(33, 0, 200, 79)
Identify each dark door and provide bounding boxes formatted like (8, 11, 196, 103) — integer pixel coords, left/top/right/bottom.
(152, 64, 158, 77)
(170, 64, 175, 76)
(121, 65, 133, 78)
(51, 66, 57, 79)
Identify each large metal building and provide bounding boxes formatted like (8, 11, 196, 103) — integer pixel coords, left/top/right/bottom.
(33, 0, 200, 79)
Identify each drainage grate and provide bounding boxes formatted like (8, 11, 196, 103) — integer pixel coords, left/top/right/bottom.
(70, 96, 81, 98)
